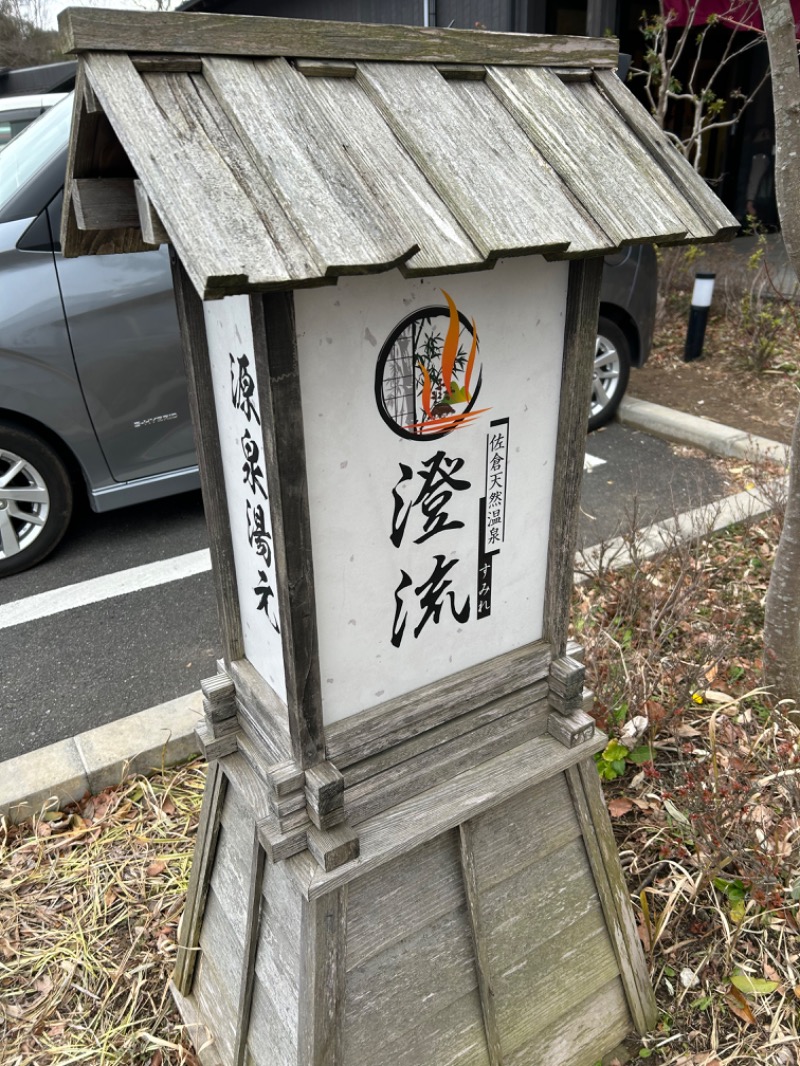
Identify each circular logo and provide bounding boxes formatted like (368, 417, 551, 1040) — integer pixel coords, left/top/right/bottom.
(375, 291, 485, 441)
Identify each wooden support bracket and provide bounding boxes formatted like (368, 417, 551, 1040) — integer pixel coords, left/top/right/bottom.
(134, 179, 169, 246)
(195, 719, 239, 761)
(548, 709, 596, 749)
(201, 671, 237, 722)
(73, 178, 139, 231)
(548, 653, 587, 717)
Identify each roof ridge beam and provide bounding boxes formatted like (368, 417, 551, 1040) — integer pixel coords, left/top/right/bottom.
(59, 9, 619, 69)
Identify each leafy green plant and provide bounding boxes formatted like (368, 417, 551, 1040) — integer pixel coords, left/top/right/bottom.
(595, 739, 654, 780)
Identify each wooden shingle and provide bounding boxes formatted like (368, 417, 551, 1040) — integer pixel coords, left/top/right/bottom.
(60, 10, 738, 298)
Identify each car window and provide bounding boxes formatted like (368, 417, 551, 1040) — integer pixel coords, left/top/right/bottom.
(0, 95, 72, 211)
(0, 111, 41, 150)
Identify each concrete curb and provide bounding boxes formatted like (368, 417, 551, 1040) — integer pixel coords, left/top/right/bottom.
(618, 396, 790, 465)
(2, 399, 790, 826)
(0, 690, 203, 824)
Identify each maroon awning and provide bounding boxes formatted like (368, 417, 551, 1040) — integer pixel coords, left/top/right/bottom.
(664, 0, 800, 35)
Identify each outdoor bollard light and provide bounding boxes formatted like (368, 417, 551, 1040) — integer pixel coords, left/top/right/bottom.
(684, 272, 716, 362)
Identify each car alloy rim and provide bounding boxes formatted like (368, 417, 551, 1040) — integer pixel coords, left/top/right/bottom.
(0, 448, 51, 560)
(592, 333, 621, 418)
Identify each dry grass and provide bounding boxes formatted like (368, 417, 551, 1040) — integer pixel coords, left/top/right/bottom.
(0, 763, 205, 1065)
(2, 512, 800, 1065)
(578, 511, 800, 1065)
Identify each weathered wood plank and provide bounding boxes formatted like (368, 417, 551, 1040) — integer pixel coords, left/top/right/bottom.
(222, 750, 273, 821)
(479, 837, 603, 974)
(194, 890, 244, 1061)
(233, 834, 266, 1066)
(59, 9, 619, 68)
(347, 988, 490, 1066)
(254, 861, 303, 1041)
(132, 53, 202, 72)
(569, 78, 718, 241)
(567, 761, 658, 1034)
(173, 759, 227, 995)
(171, 978, 226, 1066)
(203, 57, 419, 277)
(493, 914, 618, 1054)
(261, 850, 305, 959)
(505, 976, 631, 1066)
(61, 66, 155, 258)
(249, 292, 325, 769)
(227, 661, 293, 763)
(325, 640, 551, 766)
(487, 66, 691, 247)
(459, 822, 502, 1066)
(346, 831, 464, 970)
(246, 974, 299, 1066)
(437, 63, 487, 80)
(198, 885, 245, 994)
(342, 680, 547, 789)
(344, 904, 479, 1061)
(171, 257, 244, 662)
(209, 822, 249, 943)
(592, 69, 739, 239)
(302, 729, 605, 900)
(85, 52, 294, 298)
(299, 73, 483, 276)
(72, 178, 139, 230)
(297, 889, 348, 1066)
(357, 63, 600, 259)
(150, 71, 323, 286)
(134, 179, 169, 245)
(543, 257, 604, 655)
(467, 772, 583, 890)
(344, 698, 549, 826)
(295, 58, 356, 78)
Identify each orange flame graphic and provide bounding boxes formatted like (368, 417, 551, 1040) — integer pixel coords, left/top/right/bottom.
(440, 289, 459, 396)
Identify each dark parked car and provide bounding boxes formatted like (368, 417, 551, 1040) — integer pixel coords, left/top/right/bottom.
(0, 96, 655, 577)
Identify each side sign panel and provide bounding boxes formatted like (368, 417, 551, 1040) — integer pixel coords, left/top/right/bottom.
(295, 257, 568, 724)
(204, 295, 287, 702)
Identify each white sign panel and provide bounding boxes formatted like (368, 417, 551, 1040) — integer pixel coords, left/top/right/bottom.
(204, 296, 286, 702)
(295, 256, 568, 724)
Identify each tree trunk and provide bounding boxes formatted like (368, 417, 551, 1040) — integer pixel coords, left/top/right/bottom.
(761, 0, 800, 698)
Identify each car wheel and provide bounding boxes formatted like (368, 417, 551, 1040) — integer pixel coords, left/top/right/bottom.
(589, 317, 631, 431)
(0, 421, 73, 577)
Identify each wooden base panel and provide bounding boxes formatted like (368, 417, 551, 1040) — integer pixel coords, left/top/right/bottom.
(174, 731, 654, 1066)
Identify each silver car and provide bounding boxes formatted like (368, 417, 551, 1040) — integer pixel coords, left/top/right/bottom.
(0, 96, 655, 577)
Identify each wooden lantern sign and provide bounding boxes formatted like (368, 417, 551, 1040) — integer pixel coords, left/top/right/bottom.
(59, 10, 737, 1065)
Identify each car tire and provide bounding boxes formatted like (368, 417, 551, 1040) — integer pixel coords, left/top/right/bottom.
(589, 317, 631, 431)
(0, 421, 73, 577)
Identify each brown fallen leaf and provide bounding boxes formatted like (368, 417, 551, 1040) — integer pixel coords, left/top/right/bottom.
(607, 797, 634, 818)
(146, 860, 167, 878)
(724, 985, 757, 1025)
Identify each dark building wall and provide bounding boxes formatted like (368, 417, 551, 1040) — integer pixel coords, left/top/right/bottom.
(179, 0, 528, 31)
(180, 0, 424, 23)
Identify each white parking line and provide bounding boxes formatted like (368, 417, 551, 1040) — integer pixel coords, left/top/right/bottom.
(0, 549, 212, 631)
(583, 452, 607, 472)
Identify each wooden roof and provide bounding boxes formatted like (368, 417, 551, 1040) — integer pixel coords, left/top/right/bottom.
(59, 9, 738, 299)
